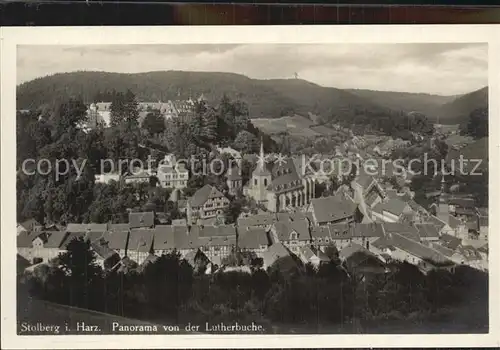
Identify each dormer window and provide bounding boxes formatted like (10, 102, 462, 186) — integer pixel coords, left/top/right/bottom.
(290, 232, 298, 240)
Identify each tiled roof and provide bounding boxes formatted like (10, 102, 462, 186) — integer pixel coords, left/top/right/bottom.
(153, 225, 176, 250)
(44, 231, 69, 248)
(192, 224, 236, 238)
(391, 233, 452, 265)
(449, 197, 476, 209)
(237, 213, 275, 227)
(430, 242, 455, 257)
(59, 232, 87, 249)
(261, 242, 291, 267)
(299, 246, 316, 261)
(129, 212, 155, 229)
(104, 230, 129, 250)
(188, 184, 226, 207)
(439, 233, 462, 250)
(383, 223, 419, 236)
(311, 195, 357, 224)
(17, 231, 40, 248)
(273, 219, 310, 241)
(373, 197, 408, 216)
(238, 227, 270, 249)
(352, 223, 384, 238)
(91, 239, 118, 260)
(415, 224, 440, 239)
(310, 225, 331, 239)
(127, 229, 154, 253)
(66, 223, 108, 232)
(327, 223, 352, 240)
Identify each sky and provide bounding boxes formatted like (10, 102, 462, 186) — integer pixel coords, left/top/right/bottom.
(17, 43, 488, 95)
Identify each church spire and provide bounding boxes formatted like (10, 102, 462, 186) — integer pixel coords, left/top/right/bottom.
(259, 137, 265, 170)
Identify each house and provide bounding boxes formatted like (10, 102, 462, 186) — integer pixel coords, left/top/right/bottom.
(351, 223, 385, 250)
(261, 242, 293, 270)
(129, 212, 155, 229)
(152, 225, 176, 256)
(183, 249, 211, 273)
(389, 233, 454, 273)
(17, 230, 68, 264)
(438, 233, 463, 250)
(372, 197, 412, 223)
(216, 146, 242, 160)
(186, 185, 230, 225)
(270, 218, 311, 253)
(94, 173, 121, 184)
(190, 225, 237, 261)
(91, 238, 121, 270)
(226, 165, 243, 196)
(126, 229, 155, 265)
(310, 225, 333, 251)
(238, 227, 271, 257)
(124, 171, 152, 185)
(298, 245, 330, 268)
(104, 230, 130, 258)
(478, 210, 488, 240)
(157, 159, 189, 190)
(327, 223, 355, 250)
(17, 218, 43, 235)
(308, 195, 358, 226)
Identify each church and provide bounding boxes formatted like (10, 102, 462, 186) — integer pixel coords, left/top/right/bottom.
(244, 142, 316, 212)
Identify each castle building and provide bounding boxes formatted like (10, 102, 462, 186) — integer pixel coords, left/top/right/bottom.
(244, 141, 315, 212)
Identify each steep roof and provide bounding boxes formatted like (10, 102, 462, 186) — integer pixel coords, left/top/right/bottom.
(311, 195, 357, 224)
(59, 231, 87, 249)
(127, 229, 154, 253)
(17, 231, 40, 248)
(191, 224, 236, 238)
(44, 231, 69, 248)
(104, 230, 129, 250)
(188, 184, 226, 207)
(238, 227, 270, 249)
(273, 219, 310, 241)
(91, 239, 118, 260)
(152, 225, 176, 250)
(109, 223, 130, 232)
(129, 212, 155, 229)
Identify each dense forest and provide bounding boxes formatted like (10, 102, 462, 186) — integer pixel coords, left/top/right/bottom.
(17, 71, 443, 134)
(16, 91, 272, 224)
(18, 238, 489, 333)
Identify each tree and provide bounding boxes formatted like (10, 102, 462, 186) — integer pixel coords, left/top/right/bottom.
(223, 196, 245, 224)
(233, 130, 259, 154)
(58, 236, 103, 309)
(142, 111, 166, 135)
(464, 107, 488, 139)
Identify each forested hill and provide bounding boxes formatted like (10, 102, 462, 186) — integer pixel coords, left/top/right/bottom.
(17, 71, 392, 120)
(347, 89, 458, 117)
(434, 87, 488, 124)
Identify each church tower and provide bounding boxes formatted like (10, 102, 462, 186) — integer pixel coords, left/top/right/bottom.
(251, 138, 272, 202)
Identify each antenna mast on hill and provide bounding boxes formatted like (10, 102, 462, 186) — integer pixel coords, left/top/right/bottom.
(294, 72, 299, 79)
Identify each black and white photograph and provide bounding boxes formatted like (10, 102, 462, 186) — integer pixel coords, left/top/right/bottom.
(2, 26, 498, 348)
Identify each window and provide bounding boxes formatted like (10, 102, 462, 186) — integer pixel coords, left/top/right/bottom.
(264, 178, 268, 186)
(325, 237, 330, 243)
(290, 232, 298, 240)
(254, 178, 258, 186)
